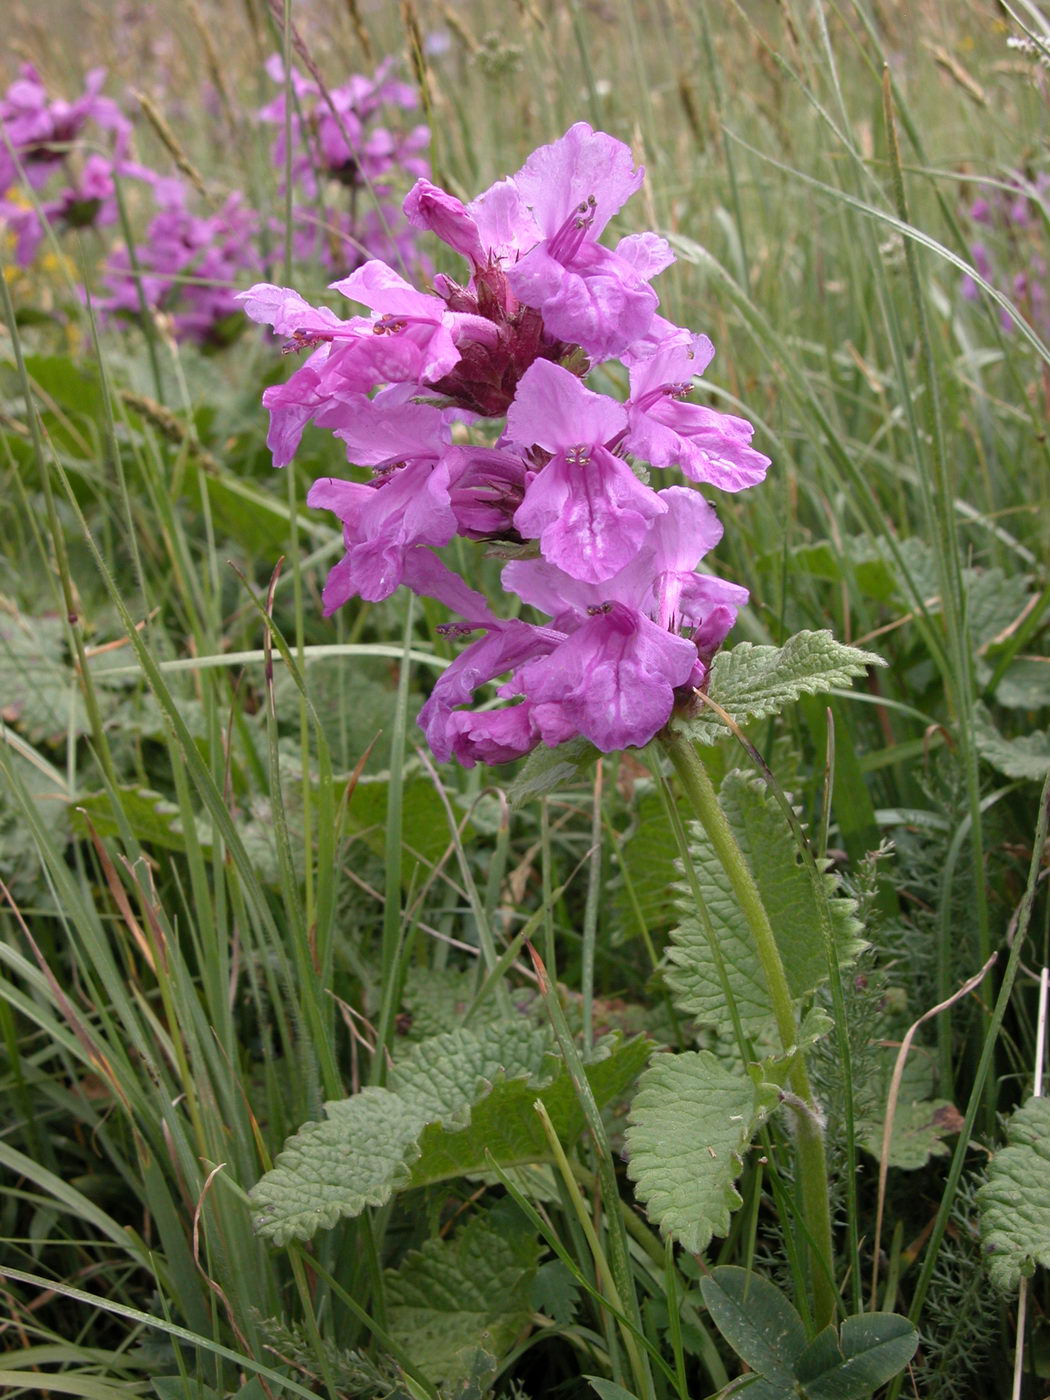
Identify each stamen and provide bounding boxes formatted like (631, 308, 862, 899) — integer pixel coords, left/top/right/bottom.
(436, 621, 479, 637)
(547, 194, 597, 262)
(372, 458, 407, 480)
(373, 315, 408, 335)
(633, 380, 693, 412)
(565, 443, 592, 466)
(281, 327, 333, 354)
(586, 602, 613, 616)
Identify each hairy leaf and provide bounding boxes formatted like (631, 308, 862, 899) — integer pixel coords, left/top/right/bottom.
(0, 613, 88, 743)
(994, 656, 1050, 710)
(677, 631, 884, 743)
(665, 771, 865, 1044)
(385, 1205, 537, 1384)
(252, 1024, 650, 1243)
(973, 707, 1050, 782)
(858, 1098, 961, 1171)
(625, 1051, 777, 1252)
(977, 1095, 1050, 1290)
(71, 786, 205, 853)
(856, 1049, 962, 1171)
(611, 788, 691, 941)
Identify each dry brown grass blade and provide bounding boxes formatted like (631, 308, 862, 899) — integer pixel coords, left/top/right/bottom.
(870, 952, 998, 1309)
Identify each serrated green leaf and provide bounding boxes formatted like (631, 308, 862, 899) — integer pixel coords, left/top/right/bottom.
(854, 1043, 961, 1171)
(385, 1206, 537, 1384)
(436, 1348, 498, 1400)
(698, 1267, 806, 1385)
(252, 1087, 425, 1244)
(676, 631, 884, 744)
(665, 771, 865, 1043)
(787, 539, 897, 603)
(252, 1025, 650, 1243)
(611, 788, 690, 941)
(506, 735, 600, 807)
(344, 774, 453, 874)
(532, 1259, 580, 1325)
(857, 1097, 960, 1171)
(624, 1051, 777, 1252)
(70, 787, 208, 854)
(977, 1095, 1050, 1290)
(973, 706, 1050, 782)
(401, 964, 489, 1039)
(964, 569, 1033, 651)
(794, 1312, 918, 1398)
(0, 612, 88, 742)
(409, 1031, 652, 1188)
(994, 656, 1050, 710)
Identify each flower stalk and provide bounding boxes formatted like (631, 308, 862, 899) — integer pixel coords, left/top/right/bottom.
(660, 724, 837, 1329)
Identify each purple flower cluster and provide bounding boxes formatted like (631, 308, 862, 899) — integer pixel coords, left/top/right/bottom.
(259, 56, 430, 276)
(244, 123, 770, 765)
(962, 173, 1049, 337)
(95, 178, 262, 347)
(0, 63, 138, 264)
(0, 63, 253, 344)
(2, 57, 431, 347)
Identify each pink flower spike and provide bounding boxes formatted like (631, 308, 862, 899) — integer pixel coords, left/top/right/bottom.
(417, 620, 559, 761)
(443, 705, 540, 768)
(403, 178, 485, 263)
(507, 360, 661, 583)
(507, 240, 660, 363)
(400, 549, 497, 624)
(261, 356, 331, 468)
(614, 232, 676, 281)
(333, 259, 444, 318)
(315, 391, 449, 468)
(467, 177, 536, 262)
(331, 260, 461, 383)
(307, 455, 456, 606)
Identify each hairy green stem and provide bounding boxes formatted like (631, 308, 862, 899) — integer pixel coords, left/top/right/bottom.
(660, 727, 837, 1328)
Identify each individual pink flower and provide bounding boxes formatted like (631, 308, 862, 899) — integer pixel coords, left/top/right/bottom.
(306, 395, 455, 604)
(623, 328, 771, 491)
(516, 601, 699, 752)
(505, 123, 673, 362)
(507, 359, 665, 584)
